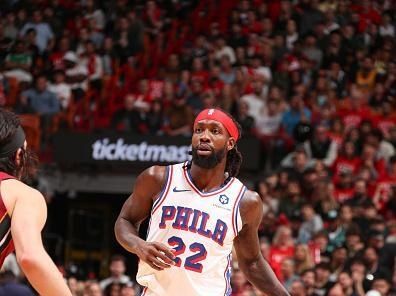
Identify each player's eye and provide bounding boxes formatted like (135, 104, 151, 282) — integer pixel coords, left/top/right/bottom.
(195, 128, 202, 133)
(212, 128, 220, 134)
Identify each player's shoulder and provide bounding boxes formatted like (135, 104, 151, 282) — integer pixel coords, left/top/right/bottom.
(239, 189, 261, 210)
(136, 165, 169, 188)
(0, 179, 44, 214)
(1, 178, 42, 197)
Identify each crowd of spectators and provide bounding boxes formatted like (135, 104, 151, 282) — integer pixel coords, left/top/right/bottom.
(0, 0, 395, 295)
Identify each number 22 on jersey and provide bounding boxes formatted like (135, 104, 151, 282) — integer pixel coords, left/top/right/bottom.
(168, 236, 207, 273)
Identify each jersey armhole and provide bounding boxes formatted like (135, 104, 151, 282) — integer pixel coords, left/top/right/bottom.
(151, 165, 173, 214)
(232, 185, 247, 236)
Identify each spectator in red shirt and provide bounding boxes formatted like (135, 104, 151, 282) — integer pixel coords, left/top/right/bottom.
(332, 140, 361, 181)
(269, 225, 295, 279)
(49, 36, 71, 71)
(372, 100, 396, 140)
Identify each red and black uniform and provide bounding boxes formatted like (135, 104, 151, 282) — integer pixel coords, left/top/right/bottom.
(0, 172, 15, 267)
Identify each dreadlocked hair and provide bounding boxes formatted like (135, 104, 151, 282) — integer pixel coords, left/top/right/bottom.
(224, 113, 243, 178)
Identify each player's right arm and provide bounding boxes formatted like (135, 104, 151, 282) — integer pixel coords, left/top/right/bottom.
(114, 166, 175, 271)
(2, 179, 72, 296)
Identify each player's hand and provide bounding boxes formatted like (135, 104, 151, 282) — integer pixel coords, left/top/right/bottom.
(137, 241, 176, 271)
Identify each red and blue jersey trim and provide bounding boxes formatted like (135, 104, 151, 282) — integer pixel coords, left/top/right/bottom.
(151, 165, 173, 215)
(140, 286, 148, 296)
(223, 253, 232, 296)
(147, 165, 173, 237)
(231, 185, 246, 237)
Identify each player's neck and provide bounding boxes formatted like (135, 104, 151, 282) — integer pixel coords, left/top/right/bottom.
(189, 162, 227, 193)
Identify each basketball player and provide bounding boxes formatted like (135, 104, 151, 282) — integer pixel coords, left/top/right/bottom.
(115, 108, 290, 296)
(0, 109, 71, 295)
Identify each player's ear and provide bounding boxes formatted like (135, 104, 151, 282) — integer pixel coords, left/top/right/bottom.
(227, 137, 236, 151)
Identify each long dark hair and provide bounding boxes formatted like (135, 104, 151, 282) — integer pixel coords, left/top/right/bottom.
(225, 117, 243, 178)
(0, 109, 38, 181)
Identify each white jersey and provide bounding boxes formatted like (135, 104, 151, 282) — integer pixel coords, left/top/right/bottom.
(137, 162, 247, 296)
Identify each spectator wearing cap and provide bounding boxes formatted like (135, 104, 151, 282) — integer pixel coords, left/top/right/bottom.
(298, 203, 324, 244)
(20, 9, 54, 54)
(326, 210, 346, 251)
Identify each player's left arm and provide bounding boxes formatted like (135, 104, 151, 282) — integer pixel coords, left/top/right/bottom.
(233, 190, 290, 296)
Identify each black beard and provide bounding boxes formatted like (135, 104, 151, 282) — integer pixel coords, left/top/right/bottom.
(191, 146, 227, 169)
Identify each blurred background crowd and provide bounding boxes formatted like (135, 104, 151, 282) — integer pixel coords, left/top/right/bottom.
(0, 0, 395, 295)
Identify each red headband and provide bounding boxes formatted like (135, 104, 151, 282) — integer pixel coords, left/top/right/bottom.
(194, 109, 239, 140)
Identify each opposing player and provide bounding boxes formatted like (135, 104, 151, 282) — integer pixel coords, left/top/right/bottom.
(115, 108, 290, 296)
(0, 109, 71, 295)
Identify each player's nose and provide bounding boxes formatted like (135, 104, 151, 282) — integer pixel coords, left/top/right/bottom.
(199, 129, 211, 142)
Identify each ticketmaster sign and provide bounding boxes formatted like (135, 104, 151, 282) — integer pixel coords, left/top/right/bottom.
(92, 138, 190, 162)
(54, 132, 261, 171)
